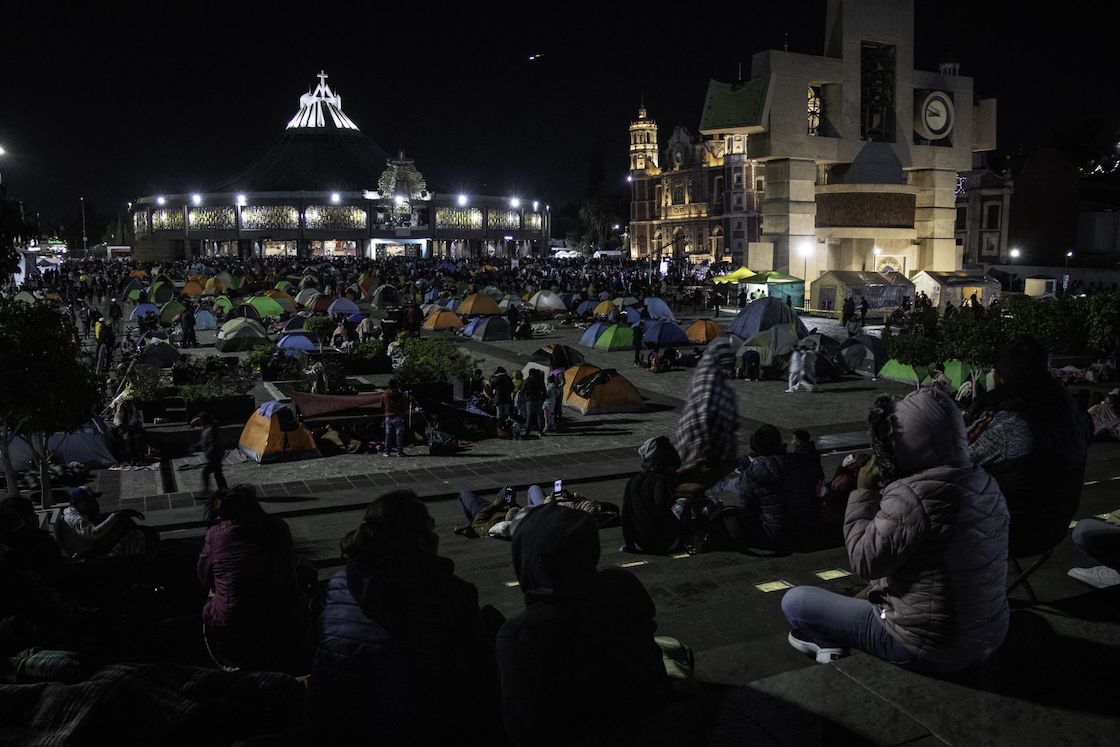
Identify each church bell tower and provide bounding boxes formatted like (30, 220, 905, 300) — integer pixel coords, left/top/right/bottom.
(629, 104, 659, 172)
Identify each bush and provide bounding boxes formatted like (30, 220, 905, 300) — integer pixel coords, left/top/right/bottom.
(351, 340, 384, 360)
(397, 337, 476, 384)
(303, 315, 336, 342)
(126, 363, 167, 402)
(246, 341, 302, 380)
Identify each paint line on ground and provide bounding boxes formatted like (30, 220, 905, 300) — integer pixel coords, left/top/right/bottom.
(620, 560, 649, 568)
(815, 569, 853, 581)
(1111, 476, 1120, 481)
(672, 553, 691, 559)
(755, 580, 793, 593)
(505, 581, 520, 588)
(1084, 481, 1099, 486)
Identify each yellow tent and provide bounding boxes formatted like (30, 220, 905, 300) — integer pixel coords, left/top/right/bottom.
(713, 266, 757, 284)
(204, 276, 226, 294)
(238, 403, 320, 464)
(458, 293, 501, 316)
(182, 280, 204, 298)
(563, 367, 643, 415)
(422, 310, 464, 331)
(592, 299, 616, 316)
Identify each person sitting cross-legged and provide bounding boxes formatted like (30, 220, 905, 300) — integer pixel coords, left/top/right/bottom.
(781, 388, 1010, 674)
(1067, 518, 1120, 589)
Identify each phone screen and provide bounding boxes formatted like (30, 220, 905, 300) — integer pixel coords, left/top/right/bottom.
(553, 480, 563, 495)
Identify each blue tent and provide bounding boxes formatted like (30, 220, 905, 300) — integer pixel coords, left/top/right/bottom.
(621, 306, 642, 324)
(423, 288, 441, 303)
(193, 308, 218, 330)
(346, 312, 366, 324)
(644, 297, 675, 321)
(466, 316, 512, 341)
(277, 333, 318, 352)
(327, 297, 359, 316)
(729, 297, 808, 341)
(463, 317, 484, 337)
(575, 299, 597, 317)
(642, 320, 689, 348)
(443, 298, 462, 311)
(130, 302, 159, 320)
(578, 322, 613, 347)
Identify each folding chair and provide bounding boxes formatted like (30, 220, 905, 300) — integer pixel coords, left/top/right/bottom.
(1007, 550, 1053, 605)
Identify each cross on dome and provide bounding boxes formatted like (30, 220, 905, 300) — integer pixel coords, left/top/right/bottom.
(286, 71, 360, 131)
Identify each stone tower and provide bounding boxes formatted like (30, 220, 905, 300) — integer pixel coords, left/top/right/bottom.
(629, 104, 659, 172)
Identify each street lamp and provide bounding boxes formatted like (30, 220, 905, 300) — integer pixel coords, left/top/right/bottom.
(798, 242, 813, 308)
(0, 145, 6, 184)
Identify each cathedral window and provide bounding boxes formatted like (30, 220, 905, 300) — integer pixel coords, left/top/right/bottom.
(860, 42, 896, 142)
(807, 85, 823, 135)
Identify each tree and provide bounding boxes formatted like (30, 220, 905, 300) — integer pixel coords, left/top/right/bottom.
(887, 308, 939, 390)
(0, 184, 28, 278)
(0, 298, 98, 505)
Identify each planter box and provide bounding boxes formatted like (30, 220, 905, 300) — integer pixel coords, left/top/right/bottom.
(185, 394, 257, 424)
(344, 355, 392, 375)
(404, 381, 454, 403)
(262, 362, 304, 381)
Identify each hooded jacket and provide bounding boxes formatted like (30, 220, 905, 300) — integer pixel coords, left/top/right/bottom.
(846, 388, 1009, 671)
(497, 503, 667, 745)
(309, 547, 499, 744)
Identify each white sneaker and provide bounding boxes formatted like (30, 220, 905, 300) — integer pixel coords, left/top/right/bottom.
(787, 631, 849, 664)
(1067, 565, 1120, 589)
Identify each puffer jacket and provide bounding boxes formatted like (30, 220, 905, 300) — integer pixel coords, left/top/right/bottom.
(725, 451, 821, 550)
(845, 388, 1009, 671)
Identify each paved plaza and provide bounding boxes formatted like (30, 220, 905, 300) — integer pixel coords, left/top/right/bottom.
(80, 310, 1120, 746)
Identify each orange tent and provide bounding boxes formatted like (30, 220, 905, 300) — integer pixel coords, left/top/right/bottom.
(458, 293, 501, 316)
(129, 270, 148, 278)
(561, 364, 601, 400)
(182, 280, 204, 298)
(686, 319, 723, 344)
(563, 367, 643, 415)
(422, 310, 464, 331)
(203, 276, 226, 294)
(238, 403, 320, 463)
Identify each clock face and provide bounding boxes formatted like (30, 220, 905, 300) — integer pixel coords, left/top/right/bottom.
(918, 91, 954, 140)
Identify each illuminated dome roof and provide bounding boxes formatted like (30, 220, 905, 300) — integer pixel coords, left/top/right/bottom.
(212, 71, 391, 192)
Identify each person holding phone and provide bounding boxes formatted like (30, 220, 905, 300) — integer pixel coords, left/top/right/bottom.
(780, 388, 1010, 674)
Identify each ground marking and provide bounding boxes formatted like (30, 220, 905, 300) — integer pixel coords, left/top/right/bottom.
(1084, 480, 1099, 486)
(672, 553, 690, 559)
(620, 560, 649, 568)
(505, 581, 520, 588)
(755, 580, 793, 593)
(1111, 476, 1120, 481)
(815, 569, 852, 581)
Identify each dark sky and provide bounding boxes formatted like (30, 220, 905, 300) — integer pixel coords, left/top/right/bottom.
(2, 1, 1114, 227)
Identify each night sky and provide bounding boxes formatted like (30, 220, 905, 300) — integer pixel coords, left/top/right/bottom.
(2, 1, 1113, 229)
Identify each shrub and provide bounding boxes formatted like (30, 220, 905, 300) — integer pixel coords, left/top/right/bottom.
(352, 340, 384, 360)
(303, 315, 336, 342)
(397, 337, 476, 384)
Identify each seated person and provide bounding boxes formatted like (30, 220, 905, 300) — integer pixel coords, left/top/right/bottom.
(622, 437, 684, 554)
(197, 485, 310, 673)
(1088, 388, 1120, 441)
(309, 490, 501, 744)
(966, 336, 1092, 556)
(823, 453, 871, 522)
(708, 424, 821, 552)
(56, 487, 155, 558)
(1067, 517, 1120, 589)
(781, 389, 1009, 674)
(497, 503, 668, 745)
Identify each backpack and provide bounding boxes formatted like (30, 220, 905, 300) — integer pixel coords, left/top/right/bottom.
(426, 426, 456, 455)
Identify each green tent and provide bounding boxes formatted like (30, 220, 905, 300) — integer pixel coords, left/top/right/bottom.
(126, 289, 143, 302)
(879, 359, 930, 386)
(246, 295, 286, 319)
(159, 300, 186, 325)
(594, 323, 635, 351)
(213, 295, 234, 314)
(215, 318, 269, 352)
(942, 359, 974, 391)
(275, 280, 298, 293)
(149, 281, 174, 305)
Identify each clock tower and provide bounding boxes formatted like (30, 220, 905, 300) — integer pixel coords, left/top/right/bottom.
(629, 104, 659, 172)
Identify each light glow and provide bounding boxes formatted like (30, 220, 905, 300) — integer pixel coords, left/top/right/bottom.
(191, 194, 201, 206)
(1010, 248, 1021, 259)
(509, 198, 520, 208)
(330, 192, 341, 204)
(394, 195, 404, 206)
(156, 196, 166, 206)
(532, 201, 539, 211)
(457, 194, 468, 206)
(873, 246, 882, 255)
(1066, 251, 1074, 257)
(236, 194, 247, 206)
(798, 241, 813, 257)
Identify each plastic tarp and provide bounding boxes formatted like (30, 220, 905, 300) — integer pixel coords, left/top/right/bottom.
(289, 391, 383, 418)
(7, 416, 118, 469)
(729, 297, 808, 341)
(642, 321, 689, 348)
(837, 334, 889, 376)
(578, 322, 612, 348)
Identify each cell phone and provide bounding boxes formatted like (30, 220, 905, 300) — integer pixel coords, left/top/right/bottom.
(553, 479, 563, 496)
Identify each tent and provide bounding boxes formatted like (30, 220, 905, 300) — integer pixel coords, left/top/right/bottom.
(482, 286, 504, 301)
(613, 296, 639, 307)
(216, 317, 269, 352)
(458, 293, 501, 316)
(300, 274, 320, 289)
(910, 271, 1001, 310)
(263, 289, 298, 312)
(741, 272, 806, 308)
(578, 322, 613, 348)
(137, 340, 180, 367)
(370, 284, 400, 309)
(203, 277, 226, 294)
(729, 297, 808, 341)
(620, 306, 642, 324)
(13, 291, 37, 305)
(238, 401, 320, 464)
(574, 299, 598, 317)
(686, 319, 722, 344)
(194, 308, 218, 330)
(738, 324, 801, 368)
(282, 312, 312, 332)
(644, 297, 675, 321)
(213, 295, 234, 315)
(308, 295, 332, 313)
(121, 278, 145, 296)
(327, 297, 360, 316)
(423, 310, 464, 331)
(528, 290, 567, 316)
(126, 289, 144, 303)
(159, 300, 186, 325)
(7, 416, 118, 469)
(130, 302, 159, 320)
(498, 295, 526, 313)
(232, 303, 262, 322)
(941, 359, 974, 390)
(421, 303, 443, 316)
(182, 280, 204, 298)
(878, 359, 930, 386)
(836, 334, 889, 376)
(275, 280, 298, 294)
(802, 332, 841, 355)
(594, 324, 634, 351)
(148, 282, 175, 305)
(464, 315, 511, 341)
(810, 271, 915, 316)
(592, 300, 616, 316)
(244, 296, 285, 319)
(642, 321, 689, 348)
(217, 271, 236, 291)
(563, 368, 643, 415)
(295, 288, 320, 307)
(443, 298, 462, 312)
(530, 344, 585, 370)
(423, 288, 441, 303)
(277, 332, 318, 353)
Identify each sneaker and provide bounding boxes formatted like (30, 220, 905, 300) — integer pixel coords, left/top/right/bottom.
(1067, 565, 1120, 589)
(382, 451, 392, 458)
(396, 450, 408, 457)
(787, 630, 849, 664)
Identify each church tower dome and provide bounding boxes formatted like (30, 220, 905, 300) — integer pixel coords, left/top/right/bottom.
(629, 102, 659, 172)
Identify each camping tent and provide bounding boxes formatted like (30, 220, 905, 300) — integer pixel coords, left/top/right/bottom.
(563, 368, 643, 415)
(182, 280, 204, 298)
(498, 295, 526, 313)
(528, 290, 567, 316)
(713, 266, 757, 284)
(277, 332, 318, 353)
(442, 298, 462, 312)
(216, 317, 269, 352)
(642, 321, 689, 348)
(282, 312, 312, 332)
(130, 302, 159, 320)
(910, 271, 1001, 310)
(148, 281, 174, 305)
(308, 295, 332, 313)
(194, 308, 218, 330)
(203, 277, 226, 294)
(729, 297, 808, 341)
(482, 286, 503, 301)
(531, 345, 585, 370)
(327, 297, 360, 316)
(263, 290, 298, 313)
(159, 300, 186, 325)
(217, 271, 236, 291)
(137, 340, 180, 367)
(370, 284, 400, 309)
(738, 325, 801, 368)
(809, 271, 915, 316)
(245, 296, 286, 319)
(464, 315, 511, 341)
(594, 324, 634, 351)
(275, 280, 298, 294)
(458, 293, 501, 316)
(575, 299, 597, 317)
(295, 288, 320, 307)
(741, 271, 806, 308)
(422, 310, 464, 331)
(878, 359, 930, 386)
(592, 300, 616, 316)
(232, 303, 262, 322)
(562, 364, 600, 399)
(238, 402, 320, 464)
(644, 297, 675, 321)
(13, 290, 38, 304)
(801, 332, 841, 355)
(578, 322, 613, 348)
(836, 334, 889, 376)
(686, 319, 722, 344)
(7, 416, 118, 469)
(213, 295, 234, 314)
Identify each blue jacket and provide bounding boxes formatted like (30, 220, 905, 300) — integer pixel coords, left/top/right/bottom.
(732, 450, 821, 550)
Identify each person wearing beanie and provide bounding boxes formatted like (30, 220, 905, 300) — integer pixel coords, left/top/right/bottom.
(782, 388, 1009, 673)
(622, 436, 683, 554)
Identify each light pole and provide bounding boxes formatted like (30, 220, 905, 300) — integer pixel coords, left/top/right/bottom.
(1010, 248, 1021, 292)
(80, 196, 88, 256)
(798, 241, 813, 309)
(0, 145, 6, 184)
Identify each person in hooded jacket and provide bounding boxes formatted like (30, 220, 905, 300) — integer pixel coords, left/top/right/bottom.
(497, 502, 668, 745)
(622, 436, 684, 554)
(781, 388, 1009, 674)
(309, 490, 501, 745)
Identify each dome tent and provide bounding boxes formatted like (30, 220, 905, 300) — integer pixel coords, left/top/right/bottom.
(527, 290, 567, 316)
(458, 293, 501, 316)
(593, 324, 634, 351)
(216, 317, 269, 352)
(641, 321, 688, 348)
(464, 316, 511, 341)
(370, 284, 400, 309)
(159, 300, 186, 325)
(327, 297, 360, 316)
(194, 308, 218, 330)
(738, 324, 801, 368)
(563, 368, 643, 415)
(878, 359, 930, 386)
(578, 322, 613, 348)
(422, 310, 464, 331)
(802, 332, 841, 355)
(643, 297, 675, 321)
(295, 288, 321, 307)
(246, 296, 287, 319)
(686, 319, 722, 344)
(836, 334, 889, 377)
(130, 302, 159, 320)
(238, 401, 320, 464)
(277, 332, 319, 353)
(728, 297, 808, 341)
